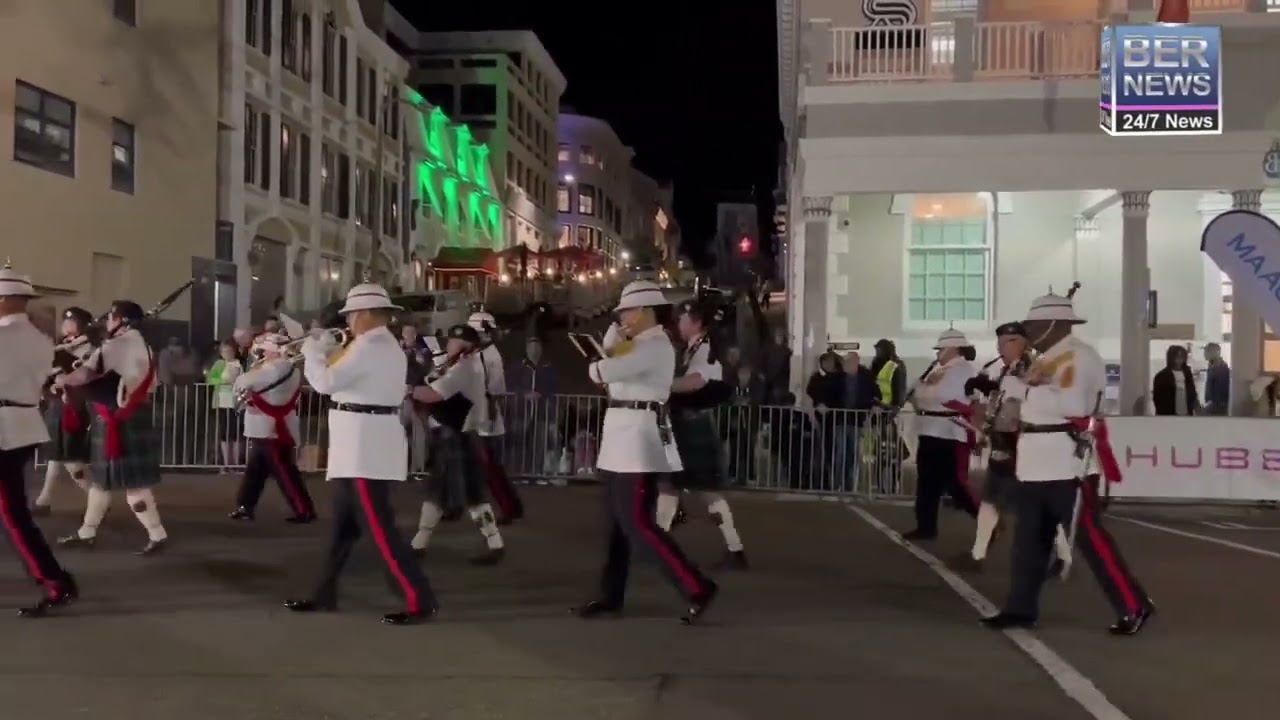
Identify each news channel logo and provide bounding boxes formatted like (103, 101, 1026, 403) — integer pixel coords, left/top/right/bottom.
(1099, 24, 1221, 137)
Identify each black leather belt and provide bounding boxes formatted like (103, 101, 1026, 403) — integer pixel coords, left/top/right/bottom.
(1021, 422, 1075, 433)
(329, 401, 398, 415)
(0, 400, 35, 408)
(918, 410, 960, 418)
(608, 400, 666, 412)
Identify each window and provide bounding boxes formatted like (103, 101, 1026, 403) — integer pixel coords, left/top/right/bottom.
(321, 15, 335, 95)
(459, 84, 497, 115)
(114, 0, 137, 26)
(258, 110, 270, 190)
(300, 13, 312, 81)
(261, 0, 273, 55)
(246, 0, 259, 46)
(336, 153, 350, 219)
(111, 119, 135, 194)
(299, 132, 311, 205)
(578, 184, 595, 215)
(383, 177, 399, 237)
(320, 144, 336, 214)
(904, 193, 991, 324)
(558, 144, 570, 163)
(366, 67, 377, 124)
(337, 36, 348, 104)
(281, 0, 297, 73)
(354, 165, 371, 226)
(557, 224, 570, 247)
(461, 58, 498, 68)
(243, 104, 258, 184)
(13, 81, 76, 177)
(418, 84, 453, 113)
(355, 59, 366, 118)
(279, 121, 294, 199)
(580, 145, 596, 166)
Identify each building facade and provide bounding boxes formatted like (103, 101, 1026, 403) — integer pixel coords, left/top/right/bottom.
(624, 168, 680, 272)
(386, 21, 566, 252)
(777, 0, 1280, 413)
(219, 0, 409, 330)
(556, 113, 632, 264)
(1, 0, 219, 336)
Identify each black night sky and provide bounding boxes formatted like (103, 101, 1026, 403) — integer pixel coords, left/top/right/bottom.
(389, 0, 782, 266)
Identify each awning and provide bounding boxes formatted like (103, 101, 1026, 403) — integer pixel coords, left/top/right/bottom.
(430, 247, 498, 275)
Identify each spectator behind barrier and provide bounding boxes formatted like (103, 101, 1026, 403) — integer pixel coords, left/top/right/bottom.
(1152, 345, 1199, 416)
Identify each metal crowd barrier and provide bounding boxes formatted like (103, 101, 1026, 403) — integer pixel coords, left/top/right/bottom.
(37, 384, 918, 499)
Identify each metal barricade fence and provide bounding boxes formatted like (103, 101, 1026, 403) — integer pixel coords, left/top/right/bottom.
(37, 384, 917, 498)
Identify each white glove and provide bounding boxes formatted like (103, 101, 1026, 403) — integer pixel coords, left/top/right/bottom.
(301, 333, 337, 358)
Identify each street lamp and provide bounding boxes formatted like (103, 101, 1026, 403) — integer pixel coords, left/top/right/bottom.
(620, 250, 631, 262)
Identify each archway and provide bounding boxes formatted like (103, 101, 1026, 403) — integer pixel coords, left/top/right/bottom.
(247, 215, 299, 325)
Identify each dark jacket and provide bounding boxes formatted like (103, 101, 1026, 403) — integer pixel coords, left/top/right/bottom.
(1152, 347, 1199, 416)
(806, 366, 847, 410)
(843, 366, 881, 424)
(1203, 360, 1230, 415)
(507, 359, 558, 397)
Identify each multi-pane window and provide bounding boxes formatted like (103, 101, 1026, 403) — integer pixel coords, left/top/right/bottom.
(320, 144, 336, 214)
(13, 81, 75, 177)
(905, 193, 990, 323)
(557, 184, 570, 213)
(578, 184, 595, 215)
(279, 121, 294, 199)
(111, 119, 135, 194)
(245, 0, 259, 47)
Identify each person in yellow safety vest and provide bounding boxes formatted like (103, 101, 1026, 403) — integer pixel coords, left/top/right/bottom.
(871, 339, 906, 409)
(867, 339, 907, 493)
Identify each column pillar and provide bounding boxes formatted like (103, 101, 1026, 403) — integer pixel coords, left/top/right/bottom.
(1230, 189, 1265, 415)
(796, 196, 832, 395)
(1118, 191, 1151, 415)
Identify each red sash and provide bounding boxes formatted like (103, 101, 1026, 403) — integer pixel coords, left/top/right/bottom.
(1069, 416, 1122, 483)
(92, 361, 156, 460)
(246, 385, 302, 446)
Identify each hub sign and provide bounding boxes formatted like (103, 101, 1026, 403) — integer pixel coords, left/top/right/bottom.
(1100, 24, 1222, 137)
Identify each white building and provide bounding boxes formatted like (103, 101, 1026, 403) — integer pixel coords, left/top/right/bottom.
(384, 20, 566, 252)
(557, 113, 633, 263)
(776, 0, 1280, 414)
(220, 0, 409, 325)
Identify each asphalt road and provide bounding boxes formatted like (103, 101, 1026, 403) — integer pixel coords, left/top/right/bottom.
(0, 476, 1275, 719)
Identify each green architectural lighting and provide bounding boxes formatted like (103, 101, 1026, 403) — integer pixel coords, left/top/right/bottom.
(405, 88, 503, 249)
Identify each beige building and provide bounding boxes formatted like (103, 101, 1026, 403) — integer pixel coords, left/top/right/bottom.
(0, 0, 219, 335)
(556, 112, 633, 264)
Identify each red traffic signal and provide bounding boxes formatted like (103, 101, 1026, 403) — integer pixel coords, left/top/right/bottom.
(738, 236, 754, 256)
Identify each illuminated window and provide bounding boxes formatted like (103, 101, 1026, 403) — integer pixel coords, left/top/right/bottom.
(558, 144, 570, 162)
(557, 224, 570, 247)
(557, 183, 570, 212)
(110, 118, 134, 194)
(578, 183, 595, 215)
(279, 121, 294, 199)
(903, 193, 991, 324)
(320, 144, 336, 214)
(13, 81, 75, 177)
(580, 145, 596, 165)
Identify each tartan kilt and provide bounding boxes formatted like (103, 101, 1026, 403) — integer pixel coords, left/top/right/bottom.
(88, 401, 161, 491)
(42, 396, 91, 463)
(421, 427, 486, 514)
(671, 411, 726, 490)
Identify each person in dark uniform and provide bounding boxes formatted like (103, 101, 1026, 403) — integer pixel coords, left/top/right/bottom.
(33, 306, 96, 515)
(573, 281, 717, 625)
(0, 262, 79, 617)
(409, 323, 507, 565)
(228, 330, 316, 523)
(59, 300, 168, 555)
(658, 300, 747, 570)
(285, 282, 437, 625)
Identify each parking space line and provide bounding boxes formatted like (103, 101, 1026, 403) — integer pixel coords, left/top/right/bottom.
(847, 504, 1131, 720)
(1110, 515, 1280, 559)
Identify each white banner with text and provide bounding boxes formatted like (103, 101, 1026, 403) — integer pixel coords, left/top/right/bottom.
(1105, 416, 1280, 502)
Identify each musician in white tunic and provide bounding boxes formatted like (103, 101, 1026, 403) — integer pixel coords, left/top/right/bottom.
(982, 290, 1154, 635)
(0, 263, 79, 617)
(284, 284, 437, 626)
(468, 311, 523, 523)
(228, 331, 315, 523)
(904, 328, 979, 540)
(59, 300, 168, 556)
(409, 323, 507, 565)
(572, 281, 718, 625)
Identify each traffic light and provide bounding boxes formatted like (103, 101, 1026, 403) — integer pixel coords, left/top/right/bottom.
(738, 236, 754, 257)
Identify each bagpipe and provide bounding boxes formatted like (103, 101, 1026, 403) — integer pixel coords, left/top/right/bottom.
(417, 351, 474, 431)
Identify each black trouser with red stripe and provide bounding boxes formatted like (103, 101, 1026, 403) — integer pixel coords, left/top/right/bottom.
(914, 434, 979, 536)
(1004, 476, 1148, 620)
(0, 446, 73, 598)
(475, 435, 523, 521)
(311, 477, 436, 613)
(597, 471, 714, 605)
(237, 438, 315, 517)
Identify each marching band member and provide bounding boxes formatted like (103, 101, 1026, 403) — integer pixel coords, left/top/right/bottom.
(573, 281, 717, 625)
(960, 323, 1072, 573)
(284, 283, 437, 625)
(904, 328, 979, 541)
(409, 323, 507, 564)
(58, 300, 168, 555)
(0, 263, 79, 617)
(227, 330, 315, 523)
(33, 306, 96, 515)
(468, 311, 524, 524)
(660, 300, 747, 570)
(982, 290, 1154, 635)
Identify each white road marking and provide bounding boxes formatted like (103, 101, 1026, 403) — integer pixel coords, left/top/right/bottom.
(847, 504, 1132, 720)
(1197, 520, 1280, 531)
(1111, 516, 1280, 559)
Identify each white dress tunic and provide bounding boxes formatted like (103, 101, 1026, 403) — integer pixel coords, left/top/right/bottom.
(588, 324, 681, 474)
(0, 314, 53, 451)
(303, 326, 407, 481)
(234, 358, 303, 443)
(1016, 335, 1106, 483)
